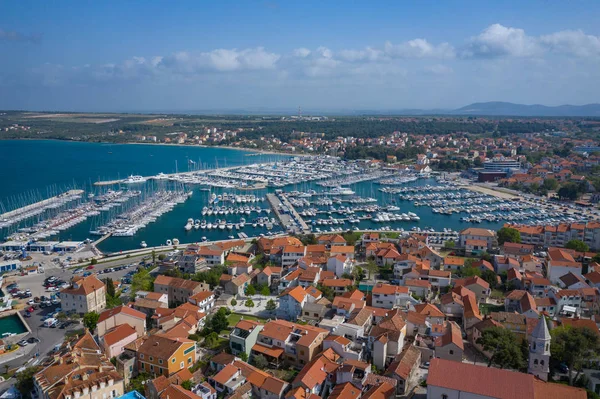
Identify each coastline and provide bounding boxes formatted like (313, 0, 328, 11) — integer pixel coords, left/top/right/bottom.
(0, 137, 307, 158)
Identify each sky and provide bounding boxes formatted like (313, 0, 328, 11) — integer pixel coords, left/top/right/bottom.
(1, 0, 600, 112)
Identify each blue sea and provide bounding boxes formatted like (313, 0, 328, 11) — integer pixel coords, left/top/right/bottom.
(0, 140, 503, 253)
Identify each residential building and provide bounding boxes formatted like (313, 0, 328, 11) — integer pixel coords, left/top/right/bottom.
(188, 291, 216, 313)
(434, 321, 464, 362)
(458, 228, 497, 250)
(427, 358, 586, 399)
(61, 274, 106, 314)
(137, 335, 196, 377)
(154, 275, 208, 306)
(230, 320, 263, 356)
(371, 283, 413, 309)
(34, 332, 125, 399)
(101, 324, 138, 358)
(97, 305, 147, 338)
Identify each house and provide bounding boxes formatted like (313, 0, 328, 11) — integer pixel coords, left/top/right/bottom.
(504, 290, 539, 318)
(321, 278, 353, 295)
(471, 318, 503, 357)
(224, 273, 251, 297)
(490, 312, 528, 340)
(493, 255, 520, 274)
(535, 297, 557, 316)
(549, 289, 583, 316)
(197, 245, 225, 266)
(198, 245, 225, 266)
(257, 266, 282, 288)
(413, 303, 445, 325)
(291, 349, 340, 395)
(278, 286, 311, 321)
(443, 256, 465, 271)
(525, 277, 553, 297)
(385, 346, 422, 395)
(426, 358, 586, 399)
(584, 271, 600, 289)
(369, 309, 407, 370)
(154, 275, 208, 306)
(252, 319, 328, 369)
(459, 228, 497, 250)
(33, 331, 125, 399)
(405, 279, 431, 299)
(330, 246, 355, 259)
(547, 248, 583, 284)
(188, 291, 216, 313)
(60, 274, 106, 314)
(230, 320, 263, 356)
(137, 335, 196, 377)
(427, 270, 452, 289)
(100, 324, 138, 358)
(282, 246, 306, 267)
(453, 276, 491, 303)
(318, 234, 347, 249)
(327, 255, 354, 278)
(323, 334, 363, 361)
(465, 239, 488, 255)
(328, 382, 361, 399)
(501, 242, 535, 258)
(559, 272, 589, 289)
(371, 283, 412, 309)
(434, 321, 464, 362)
(97, 305, 146, 338)
(301, 298, 331, 323)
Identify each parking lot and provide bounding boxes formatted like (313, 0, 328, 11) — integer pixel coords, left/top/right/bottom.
(1, 259, 141, 369)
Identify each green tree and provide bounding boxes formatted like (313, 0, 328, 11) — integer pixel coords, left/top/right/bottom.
(83, 311, 100, 333)
(231, 298, 238, 306)
(181, 380, 193, 391)
(15, 367, 40, 399)
(245, 285, 256, 296)
(364, 260, 378, 280)
(127, 373, 151, 393)
(497, 227, 521, 245)
(158, 254, 166, 261)
(260, 286, 271, 296)
(131, 268, 154, 292)
(266, 299, 277, 311)
(253, 354, 269, 369)
(551, 326, 600, 386)
(543, 178, 559, 191)
(444, 240, 456, 248)
(209, 307, 229, 334)
(104, 277, 115, 298)
(317, 284, 334, 301)
(565, 240, 590, 253)
(558, 182, 581, 200)
(476, 327, 526, 369)
(245, 299, 255, 309)
(239, 351, 248, 362)
(90, 258, 98, 265)
(151, 250, 156, 265)
(481, 269, 498, 288)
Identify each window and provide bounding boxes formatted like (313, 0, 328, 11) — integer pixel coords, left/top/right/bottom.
(299, 350, 304, 356)
(180, 361, 184, 368)
(442, 394, 448, 399)
(449, 350, 454, 355)
(172, 358, 176, 363)
(150, 365, 154, 371)
(140, 354, 144, 359)
(159, 359, 163, 364)
(540, 360, 545, 366)
(534, 359, 538, 365)
(149, 356, 153, 361)
(188, 357, 192, 364)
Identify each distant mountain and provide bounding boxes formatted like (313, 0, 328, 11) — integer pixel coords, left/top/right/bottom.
(450, 101, 600, 117)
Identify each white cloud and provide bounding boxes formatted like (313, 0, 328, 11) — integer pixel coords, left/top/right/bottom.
(463, 24, 541, 58)
(425, 64, 453, 75)
(539, 30, 600, 58)
(292, 48, 311, 58)
(385, 39, 455, 59)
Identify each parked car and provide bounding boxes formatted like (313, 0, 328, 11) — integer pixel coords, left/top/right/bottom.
(24, 312, 31, 318)
(17, 340, 28, 347)
(86, 265, 95, 270)
(27, 337, 40, 344)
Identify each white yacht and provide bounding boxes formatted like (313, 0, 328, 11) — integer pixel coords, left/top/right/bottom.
(327, 186, 355, 195)
(218, 220, 226, 230)
(184, 218, 194, 231)
(194, 219, 201, 229)
(140, 241, 147, 248)
(200, 220, 207, 229)
(124, 175, 146, 184)
(155, 172, 169, 180)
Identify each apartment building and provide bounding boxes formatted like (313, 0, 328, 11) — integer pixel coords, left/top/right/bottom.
(371, 283, 412, 309)
(136, 335, 196, 377)
(61, 275, 106, 314)
(154, 275, 208, 306)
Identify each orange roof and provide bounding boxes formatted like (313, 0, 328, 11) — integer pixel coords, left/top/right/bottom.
(435, 321, 464, 349)
(61, 274, 105, 296)
(98, 305, 146, 323)
(444, 256, 466, 266)
(414, 303, 444, 318)
(280, 286, 307, 303)
(322, 278, 353, 287)
(252, 342, 284, 358)
(212, 364, 239, 385)
(330, 246, 355, 255)
(189, 290, 214, 302)
(329, 382, 361, 399)
(373, 283, 409, 295)
(103, 324, 137, 347)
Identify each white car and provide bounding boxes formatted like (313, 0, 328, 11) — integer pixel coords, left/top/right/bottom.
(46, 287, 59, 292)
(27, 299, 35, 305)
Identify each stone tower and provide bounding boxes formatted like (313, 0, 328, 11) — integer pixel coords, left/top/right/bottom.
(528, 316, 551, 381)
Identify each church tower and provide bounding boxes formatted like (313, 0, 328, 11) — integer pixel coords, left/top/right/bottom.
(528, 316, 551, 381)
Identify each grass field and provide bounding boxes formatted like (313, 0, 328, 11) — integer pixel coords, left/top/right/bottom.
(479, 303, 504, 315)
(227, 313, 266, 327)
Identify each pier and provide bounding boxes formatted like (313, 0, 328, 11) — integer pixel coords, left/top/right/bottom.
(266, 193, 311, 234)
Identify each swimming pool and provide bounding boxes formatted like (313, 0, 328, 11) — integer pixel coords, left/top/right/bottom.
(0, 314, 27, 336)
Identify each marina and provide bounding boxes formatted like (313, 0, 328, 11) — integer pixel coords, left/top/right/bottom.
(1, 140, 597, 254)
